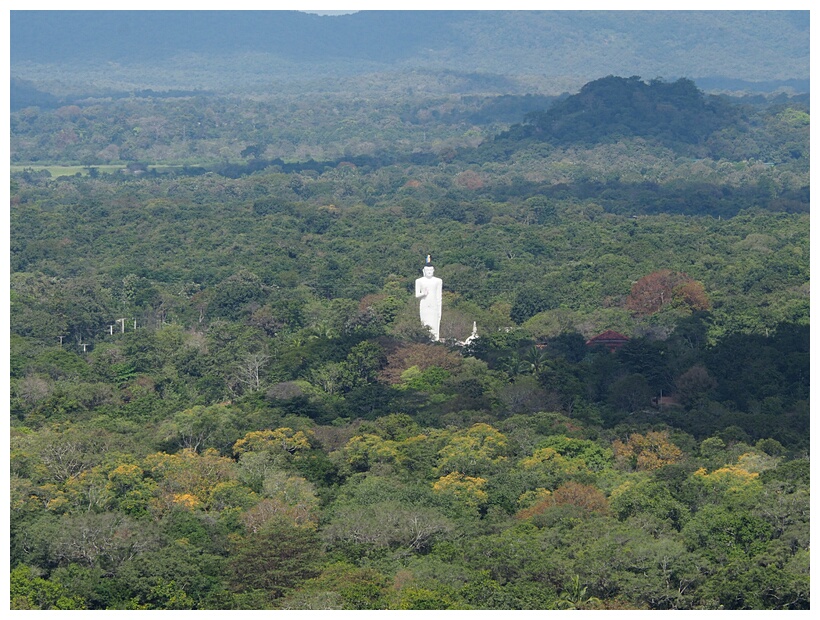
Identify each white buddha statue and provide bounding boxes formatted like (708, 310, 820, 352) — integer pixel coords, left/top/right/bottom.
(415, 255, 443, 341)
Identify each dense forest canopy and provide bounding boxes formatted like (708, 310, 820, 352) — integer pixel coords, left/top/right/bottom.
(7, 10, 811, 609)
(515, 77, 739, 147)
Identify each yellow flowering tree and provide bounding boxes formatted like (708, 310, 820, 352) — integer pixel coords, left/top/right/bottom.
(432, 472, 489, 510)
(341, 433, 402, 472)
(232, 427, 312, 472)
(144, 448, 236, 515)
(435, 423, 508, 476)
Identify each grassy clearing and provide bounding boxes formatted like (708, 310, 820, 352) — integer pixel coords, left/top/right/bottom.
(10, 164, 189, 177)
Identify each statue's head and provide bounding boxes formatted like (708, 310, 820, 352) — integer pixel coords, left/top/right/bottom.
(423, 254, 435, 277)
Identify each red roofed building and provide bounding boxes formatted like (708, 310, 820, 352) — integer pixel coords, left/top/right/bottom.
(586, 330, 629, 352)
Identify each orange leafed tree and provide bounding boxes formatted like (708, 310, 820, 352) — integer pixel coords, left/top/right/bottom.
(626, 270, 710, 316)
(612, 431, 683, 471)
(516, 481, 608, 519)
(673, 279, 711, 312)
(454, 170, 485, 190)
(379, 343, 463, 385)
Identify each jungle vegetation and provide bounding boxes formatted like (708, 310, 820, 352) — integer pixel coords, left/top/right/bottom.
(8, 70, 810, 610)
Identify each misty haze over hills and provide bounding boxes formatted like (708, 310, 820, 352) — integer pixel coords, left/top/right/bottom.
(10, 10, 809, 97)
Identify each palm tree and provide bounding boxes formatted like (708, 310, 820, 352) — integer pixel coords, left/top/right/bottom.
(498, 352, 529, 381)
(523, 345, 549, 374)
(557, 575, 601, 609)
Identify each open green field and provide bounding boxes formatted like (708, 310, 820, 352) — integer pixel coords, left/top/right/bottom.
(10, 164, 188, 177)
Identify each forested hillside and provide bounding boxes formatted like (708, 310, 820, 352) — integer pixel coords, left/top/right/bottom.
(9, 69, 810, 610)
(11, 11, 809, 94)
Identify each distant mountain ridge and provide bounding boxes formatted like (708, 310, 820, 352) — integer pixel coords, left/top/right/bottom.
(11, 10, 809, 93)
